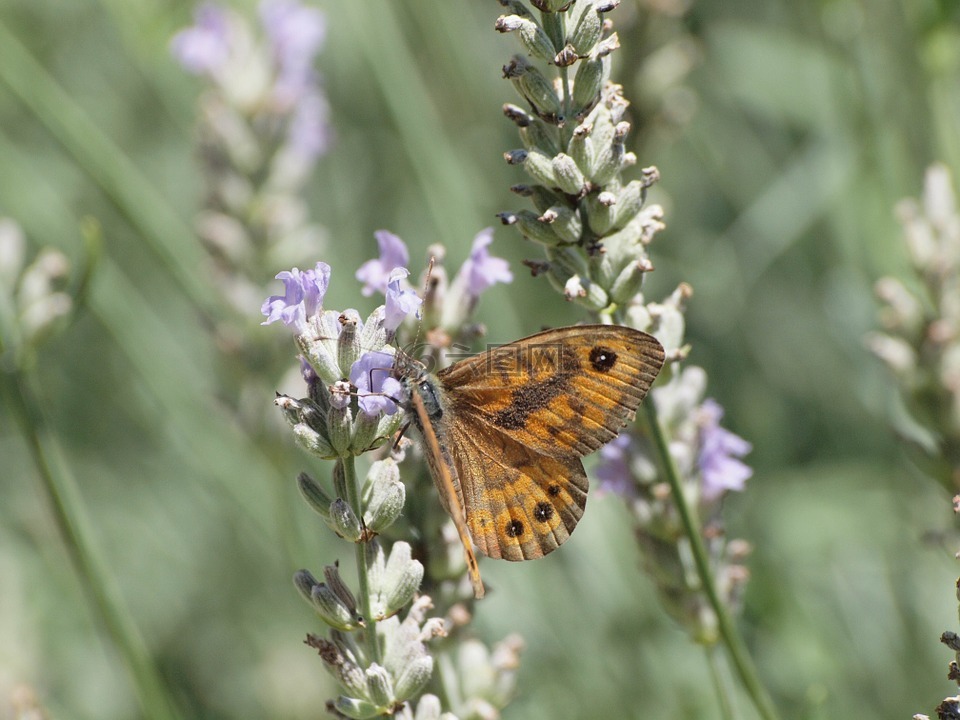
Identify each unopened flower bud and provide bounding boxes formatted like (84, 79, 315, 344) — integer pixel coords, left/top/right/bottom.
(610, 259, 654, 305)
(495, 15, 557, 63)
(568, 123, 595, 176)
(351, 411, 382, 455)
(501, 210, 567, 247)
(565, 275, 609, 311)
(293, 569, 320, 604)
(513, 148, 560, 188)
(330, 498, 363, 542)
(293, 421, 336, 459)
(333, 696, 381, 720)
(611, 179, 646, 231)
(363, 460, 406, 532)
(552, 153, 587, 196)
(569, 3, 602, 56)
(584, 190, 616, 235)
(324, 563, 359, 615)
(505, 57, 563, 123)
(591, 120, 628, 185)
(298, 471, 334, 519)
(311, 582, 358, 630)
(327, 404, 353, 456)
(337, 311, 362, 379)
(520, 121, 560, 156)
(393, 656, 433, 703)
(573, 57, 606, 119)
(364, 663, 395, 708)
(539, 205, 583, 244)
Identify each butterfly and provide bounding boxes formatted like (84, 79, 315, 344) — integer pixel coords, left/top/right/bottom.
(397, 325, 665, 598)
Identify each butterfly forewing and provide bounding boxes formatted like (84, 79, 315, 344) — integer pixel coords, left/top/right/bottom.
(438, 326, 665, 459)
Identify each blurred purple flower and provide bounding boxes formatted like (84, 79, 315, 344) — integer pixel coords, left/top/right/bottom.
(350, 351, 401, 417)
(384, 269, 422, 333)
(356, 231, 410, 297)
(260, 0, 326, 105)
(288, 91, 332, 159)
(457, 228, 512, 299)
(594, 434, 636, 498)
(170, 3, 232, 75)
(697, 399, 752, 501)
(261, 262, 331, 334)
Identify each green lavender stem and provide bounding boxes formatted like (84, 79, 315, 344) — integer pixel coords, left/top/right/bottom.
(0, 367, 182, 720)
(341, 455, 381, 664)
(642, 401, 780, 720)
(706, 645, 735, 720)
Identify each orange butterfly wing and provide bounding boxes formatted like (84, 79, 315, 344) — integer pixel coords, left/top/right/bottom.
(437, 325, 664, 561)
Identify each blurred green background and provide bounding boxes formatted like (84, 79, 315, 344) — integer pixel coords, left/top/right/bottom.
(2, 0, 959, 718)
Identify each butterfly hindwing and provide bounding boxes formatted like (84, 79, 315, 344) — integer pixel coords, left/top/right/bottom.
(447, 419, 588, 560)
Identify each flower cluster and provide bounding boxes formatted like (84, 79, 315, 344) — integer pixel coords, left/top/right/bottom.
(495, 0, 663, 318)
(494, 0, 753, 646)
(171, 0, 331, 328)
(262, 230, 518, 718)
(0, 218, 76, 360)
(868, 164, 960, 490)
(595, 287, 753, 642)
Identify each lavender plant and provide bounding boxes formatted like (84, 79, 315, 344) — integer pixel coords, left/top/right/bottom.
(869, 164, 960, 491)
(172, 0, 331, 424)
(493, 1, 775, 717)
(262, 230, 519, 719)
(869, 165, 960, 720)
(0, 219, 181, 719)
(258, 1, 776, 717)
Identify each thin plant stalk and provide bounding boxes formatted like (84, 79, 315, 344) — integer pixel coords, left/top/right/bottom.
(643, 401, 780, 720)
(341, 455, 381, 665)
(0, 368, 183, 720)
(706, 644, 735, 720)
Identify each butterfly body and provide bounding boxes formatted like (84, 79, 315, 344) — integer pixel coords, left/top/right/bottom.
(399, 325, 665, 595)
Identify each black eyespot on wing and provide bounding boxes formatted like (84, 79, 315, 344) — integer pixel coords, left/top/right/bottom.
(505, 519, 525, 538)
(547, 484, 561, 496)
(533, 501, 554, 522)
(589, 346, 618, 373)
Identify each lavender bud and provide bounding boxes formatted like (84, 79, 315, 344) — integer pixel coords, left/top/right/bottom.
(298, 472, 334, 519)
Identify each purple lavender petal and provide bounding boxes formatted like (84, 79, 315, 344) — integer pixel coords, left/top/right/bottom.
(384, 269, 422, 332)
(260, 261, 330, 334)
(170, 3, 231, 76)
(594, 434, 636, 498)
(459, 228, 513, 299)
(259, 0, 327, 104)
(698, 399, 752, 501)
(350, 351, 400, 417)
(356, 231, 410, 297)
(287, 91, 332, 160)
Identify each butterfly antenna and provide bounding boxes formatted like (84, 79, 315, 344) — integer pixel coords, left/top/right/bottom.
(412, 255, 436, 352)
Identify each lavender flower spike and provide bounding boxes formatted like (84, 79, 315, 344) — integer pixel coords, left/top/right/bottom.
(697, 399, 752, 501)
(356, 231, 410, 297)
(261, 261, 331, 335)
